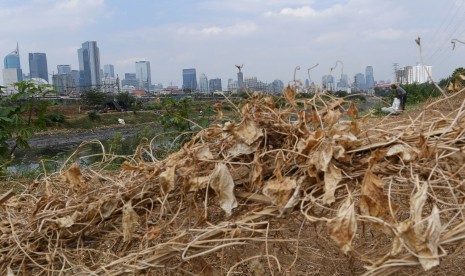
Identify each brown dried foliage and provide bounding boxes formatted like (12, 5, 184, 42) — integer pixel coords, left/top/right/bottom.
(1, 88, 465, 275)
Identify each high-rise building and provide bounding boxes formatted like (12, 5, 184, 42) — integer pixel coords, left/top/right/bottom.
(52, 74, 75, 95)
(322, 75, 334, 91)
(398, 64, 432, 84)
(237, 71, 244, 90)
(3, 43, 23, 86)
(209, 78, 222, 93)
(29, 53, 48, 82)
(365, 66, 375, 89)
(182, 68, 197, 91)
(135, 61, 151, 90)
(77, 41, 101, 89)
(103, 64, 115, 78)
(57, 65, 72, 75)
(354, 73, 366, 91)
(122, 73, 139, 87)
(199, 73, 209, 93)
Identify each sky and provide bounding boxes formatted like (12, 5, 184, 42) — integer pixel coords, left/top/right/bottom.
(1, 0, 465, 88)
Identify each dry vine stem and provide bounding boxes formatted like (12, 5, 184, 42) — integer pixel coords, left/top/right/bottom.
(1, 88, 465, 275)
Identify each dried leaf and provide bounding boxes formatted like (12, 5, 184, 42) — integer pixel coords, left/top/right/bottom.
(250, 153, 264, 189)
(228, 141, 259, 157)
(195, 145, 214, 160)
(323, 109, 342, 126)
(387, 144, 418, 161)
(62, 163, 86, 191)
(328, 197, 357, 254)
(55, 211, 80, 228)
(323, 163, 342, 205)
(159, 165, 176, 193)
(214, 102, 223, 120)
(311, 139, 333, 172)
(418, 205, 442, 270)
(297, 135, 318, 155)
(122, 201, 139, 242)
(188, 176, 210, 192)
(263, 177, 297, 213)
(359, 169, 389, 219)
(146, 225, 161, 240)
(235, 118, 263, 145)
(283, 85, 297, 107)
(209, 163, 238, 216)
(345, 102, 359, 119)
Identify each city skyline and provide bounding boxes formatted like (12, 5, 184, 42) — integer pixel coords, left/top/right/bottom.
(1, 0, 465, 88)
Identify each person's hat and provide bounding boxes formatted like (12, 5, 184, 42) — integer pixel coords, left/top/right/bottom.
(391, 84, 397, 89)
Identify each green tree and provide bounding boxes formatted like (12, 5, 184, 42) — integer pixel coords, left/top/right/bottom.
(81, 90, 110, 106)
(0, 81, 55, 164)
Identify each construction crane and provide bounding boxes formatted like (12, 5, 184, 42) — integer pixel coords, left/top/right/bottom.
(235, 64, 243, 72)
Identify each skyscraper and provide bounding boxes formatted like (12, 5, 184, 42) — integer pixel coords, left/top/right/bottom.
(2, 43, 23, 86)
(365, 66, 375, 89)
(77, 41, 101, 89)
(182, 68, 197, 91)
(29, 53, 49, 82)
(135, 61, 151, 90)
(57, 65, 71, 75)
(199, 73, 209, 93)
(209, 78, 222, 93)
(354, 73, 366, 91)
(103, 64, 115, 78)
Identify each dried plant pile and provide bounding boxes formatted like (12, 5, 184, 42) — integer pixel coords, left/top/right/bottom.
(1, 88, 465, 275)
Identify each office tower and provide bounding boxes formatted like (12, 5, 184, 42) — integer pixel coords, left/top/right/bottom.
(103, 64, 115, 78)
(77, 41, 101, 89)
(29, 53, 49, 82)
(182, 68, 197, 91)
(354, 73, 366, 91)
(209, 78, 222, 93)
(122, 73, 139, 87)
(135, 61, 151, 90)
(199, 73, 209, 93)
(3, 43, 23, 86)
(237, 71, 244, 89)
(365, 66, 375, 89)
(57, 65, 72, 75)
(52, 74, 74, 95)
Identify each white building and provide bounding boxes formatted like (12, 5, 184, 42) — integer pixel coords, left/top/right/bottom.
(396, 64, 432, 84)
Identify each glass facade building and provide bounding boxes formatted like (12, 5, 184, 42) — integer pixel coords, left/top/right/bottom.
(103, 64, 115, 78)
(365, 66, 375, 89)
(3, 44, 23, 86)
(199, 73, 209, 93)
(77, 41, 101, 89)
(135, 61, 151, 90)
(57, 65, 71, 75)
(29, 53, 49, 82)
(182, 68, 197, 91)
(209, 78, 222, 93)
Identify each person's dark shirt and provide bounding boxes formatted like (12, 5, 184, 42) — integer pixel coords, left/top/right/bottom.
(394, 86, 406, 97)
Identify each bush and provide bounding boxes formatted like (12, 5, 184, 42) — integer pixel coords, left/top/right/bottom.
(45, 111, 65, 124)
(87, 110, 100, 121)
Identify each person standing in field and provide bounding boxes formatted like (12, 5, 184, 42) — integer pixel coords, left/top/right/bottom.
(391, 84, 407, 110)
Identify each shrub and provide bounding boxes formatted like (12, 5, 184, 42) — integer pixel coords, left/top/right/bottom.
(87, 110, 100, 121)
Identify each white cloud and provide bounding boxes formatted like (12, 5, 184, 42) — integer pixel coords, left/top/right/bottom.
(176, 23, 257, 37)
(0, 0, 106, 32)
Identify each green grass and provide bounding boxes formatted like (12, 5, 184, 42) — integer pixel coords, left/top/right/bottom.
(63, 111, 159, 130)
